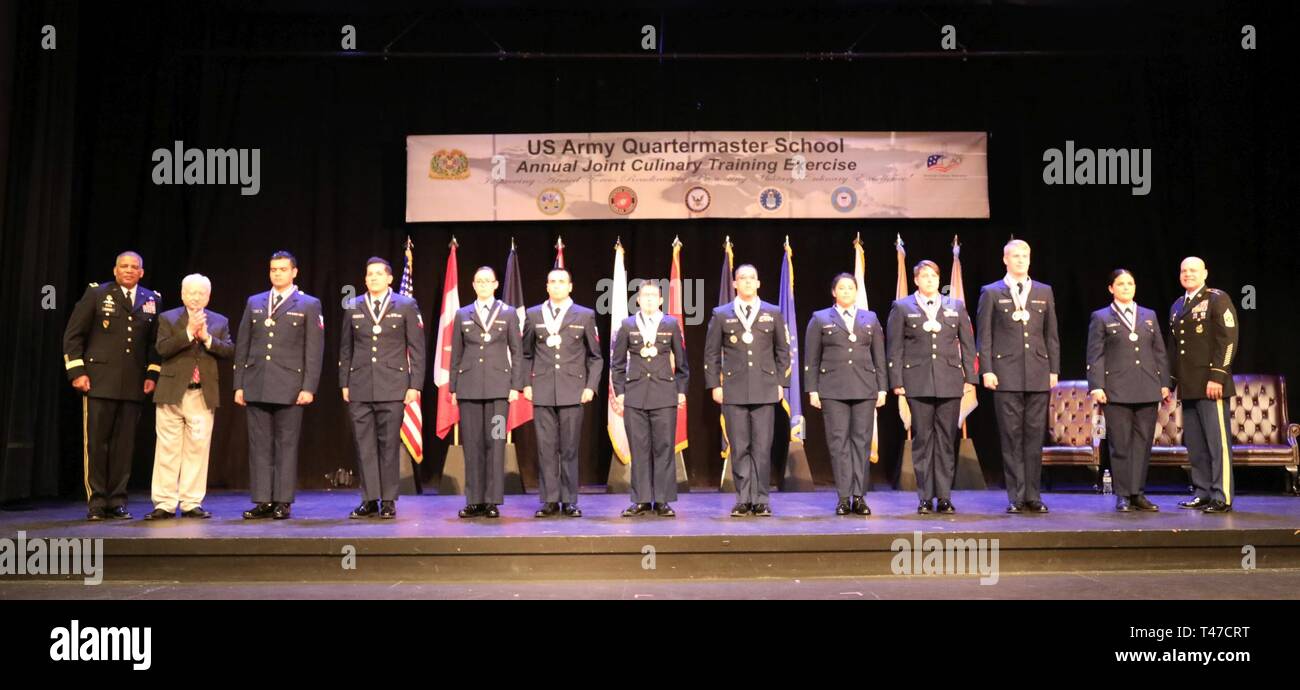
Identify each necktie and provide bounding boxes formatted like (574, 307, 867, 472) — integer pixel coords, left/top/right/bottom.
(272, 293, 283, 311)
(743, 304, 752, 319)
(551, 304, 559, 320)
(373, 299, 382, 319)
(927, 300, 935, 308)
(1016, 282, 1024, 295)
(126, 289, 134, 305)
(842, 309, 853, 330)
(1124, 307, 1134, 328)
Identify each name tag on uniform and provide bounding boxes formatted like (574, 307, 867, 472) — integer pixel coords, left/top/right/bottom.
(725, 318, 738, 323)
(351, 314, 364, 319)
(494, 319, 507, 324)
(252, 308, 265, 314)
(288, 311, 305, 317)
(997, 299, 1012, 304)
(758, 314, 774, 322)
(1030, 300, 1046, 305)
(943, 309, 958, 316)
(386, 313, 403, 319)
(567, 324, 584, 330)
(907, 313, 921, 318)
(461, 320, 473, 325)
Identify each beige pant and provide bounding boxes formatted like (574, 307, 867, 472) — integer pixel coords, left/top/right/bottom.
(152, 389, 214, 512)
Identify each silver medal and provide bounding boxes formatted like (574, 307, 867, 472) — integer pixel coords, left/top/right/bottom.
(640, 345, 658, 359)
(741, 331, 754, 344)
(264, 318, 275, 328)
(1128, 331, 1138, 342)
(546, 334, 562, 348)
(482, 333, 491, 342)
(372, 324, 383, 334)
(848, 333, 857, 342)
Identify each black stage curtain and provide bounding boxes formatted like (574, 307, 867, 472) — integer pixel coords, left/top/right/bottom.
(2, 1, 1296, 500)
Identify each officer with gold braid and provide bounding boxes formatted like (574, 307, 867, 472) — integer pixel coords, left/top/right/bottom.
(1169, 257, 1239, 514)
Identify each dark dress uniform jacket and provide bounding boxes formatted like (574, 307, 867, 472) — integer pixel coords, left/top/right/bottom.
(886, 294, 977, 398)
(703, 301, 791, 405)
(1168, 287, 1239, 399)
(338, 292, 427, 402)
(611, 314, 689, 409)
(520, 303, 604, 406)
(975, 280, 1061, 392)
(1086, 305, 1171, 404)
(63, 282, 162, 400)
(233, 290, 325, 405)
(804, 306, 887, 400)
(449, 300, 527, 400)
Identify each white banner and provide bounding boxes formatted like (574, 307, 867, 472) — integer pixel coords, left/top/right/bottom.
(406, 130, 988, 222)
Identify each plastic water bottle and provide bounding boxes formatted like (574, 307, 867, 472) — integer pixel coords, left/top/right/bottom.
(1101, 469, 1113, 495)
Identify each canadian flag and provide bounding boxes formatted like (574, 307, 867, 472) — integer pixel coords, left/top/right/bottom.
(434, 239, 460, 439)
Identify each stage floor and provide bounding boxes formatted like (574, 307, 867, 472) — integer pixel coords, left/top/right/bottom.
(3, 490, 1299, 585)
(3, 489, 1300, 540)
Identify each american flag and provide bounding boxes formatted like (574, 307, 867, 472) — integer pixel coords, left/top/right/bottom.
(399, 237, 424, 462)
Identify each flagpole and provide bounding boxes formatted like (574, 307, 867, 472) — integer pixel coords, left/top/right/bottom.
(451, 235, 459, 447)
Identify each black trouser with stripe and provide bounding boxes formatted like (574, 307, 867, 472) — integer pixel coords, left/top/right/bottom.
(1183, 397, 1234, 505)
(84, 397, 142, 511)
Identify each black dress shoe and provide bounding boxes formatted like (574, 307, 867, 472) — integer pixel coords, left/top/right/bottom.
(1024, 500, 1049, 514)
(1115, 496, 1133, 512)
(1006, 502, 1024, 514)
(1178, 496, 1211, 510)
(181, 507, 211, 519)
(1202, 500, 1232, 513)
(243, 503, 276, 520)
(459, 504, 485, 518)
(936, 498, 955, 514)
(918, 499, 934, 515)
(483, 504, 500, 518)
(534, 502, 560, 518)
(86, 509, 105, 521)
(349, 500, 379, 519)
(271, 503, 291, 520)
(561, 503, 582, 518)
(621, 503, 651, 517)
(852, 496, 872, 516)
(730, 503, 752, 517)
(145, 508, 175, 520)
(835, 498, 851, 516)
(751, 503, 772, 517)
(105, 506, 133, 520)
(1131, 495, 1159, 512)
(379, 500, 397, 519)
(655, 503, 676, 518)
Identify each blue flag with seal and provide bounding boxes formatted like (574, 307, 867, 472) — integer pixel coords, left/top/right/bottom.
(779, 237, 804, 441)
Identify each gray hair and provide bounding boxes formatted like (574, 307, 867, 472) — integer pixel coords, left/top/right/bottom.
(181, 273, 212, 294)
